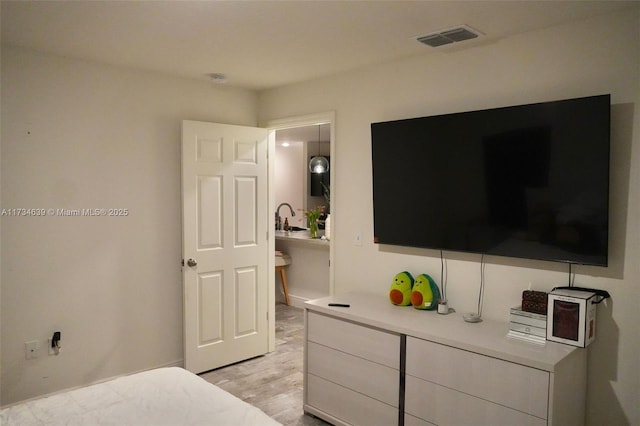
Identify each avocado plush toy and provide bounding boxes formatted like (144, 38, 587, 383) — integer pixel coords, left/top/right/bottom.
(389, 271, 414, 306)
(411, 273, 441, 310)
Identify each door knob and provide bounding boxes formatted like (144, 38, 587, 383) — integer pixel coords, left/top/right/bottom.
(186, 258, 197, 267)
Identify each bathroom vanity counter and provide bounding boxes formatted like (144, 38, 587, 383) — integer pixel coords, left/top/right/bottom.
(275, 230, 329, 246)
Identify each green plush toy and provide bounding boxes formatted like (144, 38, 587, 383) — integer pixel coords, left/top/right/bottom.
(411, 273, 441, 310)
(389, 271, 414, 306)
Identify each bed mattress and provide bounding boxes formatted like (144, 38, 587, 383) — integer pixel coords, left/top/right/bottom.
(1, 367, 281, 425)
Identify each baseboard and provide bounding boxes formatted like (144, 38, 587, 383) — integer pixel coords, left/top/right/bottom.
(280, 293, 331, 309)
(287, 294, 309, 309)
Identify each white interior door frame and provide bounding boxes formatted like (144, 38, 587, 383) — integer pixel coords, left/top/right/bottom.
(266, 111, 336, 297)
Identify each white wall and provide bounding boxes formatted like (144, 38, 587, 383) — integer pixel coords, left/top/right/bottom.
(0, 46, 258, 404)
(259, 9, 639, 426)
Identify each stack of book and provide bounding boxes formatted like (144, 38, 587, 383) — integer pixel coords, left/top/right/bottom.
(507, 306, 547, 345)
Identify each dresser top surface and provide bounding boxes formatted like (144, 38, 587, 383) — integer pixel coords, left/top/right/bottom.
(305, 292, 582, 372)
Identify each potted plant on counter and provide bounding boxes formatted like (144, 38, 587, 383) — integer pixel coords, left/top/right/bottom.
(301, 205, 325, 238)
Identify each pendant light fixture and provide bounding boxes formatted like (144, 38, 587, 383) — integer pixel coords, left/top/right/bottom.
(309, 124, 329, 174)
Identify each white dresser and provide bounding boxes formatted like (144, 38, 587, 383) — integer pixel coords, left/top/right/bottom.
(304, 292, 586, 426)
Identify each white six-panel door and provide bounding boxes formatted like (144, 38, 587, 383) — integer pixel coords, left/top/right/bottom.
(182, 120, 269, 374)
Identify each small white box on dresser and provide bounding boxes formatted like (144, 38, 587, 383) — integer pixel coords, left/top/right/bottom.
(547, 289, 597, 347)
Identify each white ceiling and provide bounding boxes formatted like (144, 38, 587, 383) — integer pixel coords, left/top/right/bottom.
(1, 1, 635, 91)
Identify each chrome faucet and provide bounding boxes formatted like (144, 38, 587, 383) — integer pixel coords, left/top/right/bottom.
(275, 203, 295, 230)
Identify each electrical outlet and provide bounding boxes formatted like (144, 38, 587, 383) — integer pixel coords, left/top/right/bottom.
(25, 340, 40, 360)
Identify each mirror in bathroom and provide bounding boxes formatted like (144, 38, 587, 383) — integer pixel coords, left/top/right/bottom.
(275, 123, 331, 228)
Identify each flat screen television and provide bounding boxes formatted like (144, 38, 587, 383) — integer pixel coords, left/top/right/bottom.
(371, 94, 610, 266)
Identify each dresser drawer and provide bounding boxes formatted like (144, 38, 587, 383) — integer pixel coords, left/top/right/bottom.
(308, 341, 399, 406)
(307, 311, 400, 368)
(406, 337, 549, 419)
(405, 375, 546, 426)
(307, 374, 398, 426)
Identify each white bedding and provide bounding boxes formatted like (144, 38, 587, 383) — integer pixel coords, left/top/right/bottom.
(1, 367, 281, 426)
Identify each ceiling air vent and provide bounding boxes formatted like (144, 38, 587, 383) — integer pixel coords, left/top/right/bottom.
(417, 25, 482, 47)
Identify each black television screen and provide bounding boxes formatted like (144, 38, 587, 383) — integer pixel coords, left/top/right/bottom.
(371, 94, 610, 266)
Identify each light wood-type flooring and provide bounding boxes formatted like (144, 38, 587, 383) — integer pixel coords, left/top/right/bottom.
(200, 303, 329, 426)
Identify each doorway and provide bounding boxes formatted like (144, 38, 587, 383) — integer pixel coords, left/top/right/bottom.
(267, 112, 335, 305)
